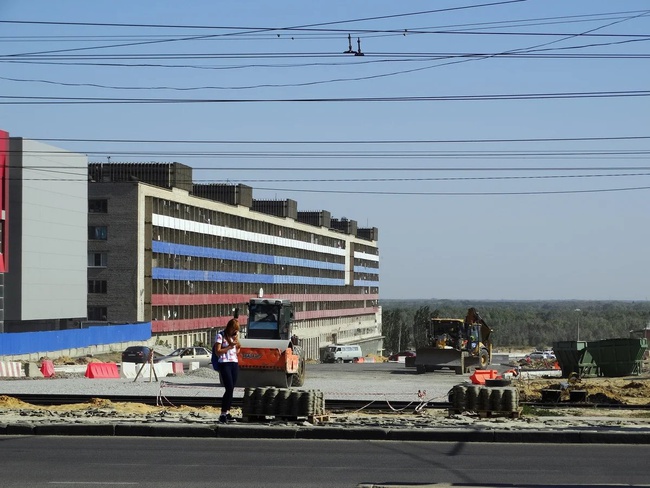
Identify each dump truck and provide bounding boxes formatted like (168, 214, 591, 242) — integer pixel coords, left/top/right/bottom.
(413, 307, 492, 375)
(236, 296, 306, 388)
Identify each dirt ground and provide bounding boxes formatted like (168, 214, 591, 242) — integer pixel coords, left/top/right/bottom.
(0, 394, 228, 417)
(516, 374, 650, 406)
(1, 375, 648, 420)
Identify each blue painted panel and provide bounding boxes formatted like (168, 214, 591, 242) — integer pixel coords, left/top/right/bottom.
(152, 240, 344, 271)
(354, 280, 381, 287)
(0, 323, 151, 355)
(152, 267, 345, 286)
(354, 265, 380, 274)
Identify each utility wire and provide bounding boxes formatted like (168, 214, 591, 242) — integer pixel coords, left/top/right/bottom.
(3, 43, 650, 91)
(0, 9, 646, 38)
(1, 89, 650, 104)
(217, 173, 650, 183)
(14, 165, 650, 172)
(0, 1, 525, 30)
(1, 1, 526, 58)
(10, 134, 650, 144)
(19, 172, 650, 183)
(13, 164, 650, 195)
(9, 150, 650, 159)
(249, 185, 650, 196)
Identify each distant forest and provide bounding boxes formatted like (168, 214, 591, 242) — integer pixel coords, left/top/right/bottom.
(380, 299, 650, 355)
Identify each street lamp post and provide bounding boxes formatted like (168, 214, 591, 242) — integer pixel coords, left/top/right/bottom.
(574, 309, 581, 341)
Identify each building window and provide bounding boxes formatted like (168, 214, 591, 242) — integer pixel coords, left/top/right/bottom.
(88, 252, 107, 267)
(87, 306, 107, 321)
(88, 226, 107, 240)
(88, 280, 107, 294)
(88, 199, 108, 213)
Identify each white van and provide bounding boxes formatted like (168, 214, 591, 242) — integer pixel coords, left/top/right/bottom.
(323, 344, 362, 363)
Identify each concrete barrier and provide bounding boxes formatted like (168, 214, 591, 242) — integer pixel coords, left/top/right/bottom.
(85, 363, 120, 379)
(25, 362, 44, 378)
(171, 362, 184, 375)
(120, 362, 173, 379)
(0, 362, 24, 377)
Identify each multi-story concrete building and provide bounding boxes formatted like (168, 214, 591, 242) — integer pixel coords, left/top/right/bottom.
(1, 133, 87, 333)
(87, 163, 381, 360)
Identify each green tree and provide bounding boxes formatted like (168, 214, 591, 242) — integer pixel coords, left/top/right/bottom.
(412, 305, 430, 348)
(381, 299, 650, 350)
(383, 308, 410, 355)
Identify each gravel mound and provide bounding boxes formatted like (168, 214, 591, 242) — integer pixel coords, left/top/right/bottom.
(184, 367, 220, 379)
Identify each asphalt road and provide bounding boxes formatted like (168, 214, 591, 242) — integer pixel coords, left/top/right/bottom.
(0, 436, 648, 487)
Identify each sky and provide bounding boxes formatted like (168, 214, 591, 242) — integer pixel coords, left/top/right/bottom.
(1, 1, 649, 301)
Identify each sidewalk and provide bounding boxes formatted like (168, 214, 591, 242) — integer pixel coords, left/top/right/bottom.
(1, 402, 649, 444)
(2, 418, 649, 444)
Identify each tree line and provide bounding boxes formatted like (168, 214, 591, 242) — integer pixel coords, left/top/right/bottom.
(381, 299, 650, 355)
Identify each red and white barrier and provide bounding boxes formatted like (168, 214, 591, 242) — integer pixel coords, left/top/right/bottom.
(0, 362, 24, 377)
(85, 362, 120, 379)
(40, 360, 55, 378)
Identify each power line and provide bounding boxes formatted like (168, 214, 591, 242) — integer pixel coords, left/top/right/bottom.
(213, 173, 650, 184)
(19, 173, 650, 182)
(1, 89, 650, 104)
(3, 44, 650, 92)
(0, 2, 526, 30)
(1, 9, 647, 38)
(9, 149, 650, 160)
(15, 165, 650, 172)
(11, 134, 650, 144)
(14, 171, 650, 196)
(2, 5, 646, 94)
(242, 184, 650, 196)
(1, 1, 526, 58)
(12, 163, 650, 195)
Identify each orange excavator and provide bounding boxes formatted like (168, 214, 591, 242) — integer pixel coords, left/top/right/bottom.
(236, 296, 306, 388)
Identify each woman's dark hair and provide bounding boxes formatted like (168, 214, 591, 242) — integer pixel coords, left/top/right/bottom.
(223, 318, 239, 338)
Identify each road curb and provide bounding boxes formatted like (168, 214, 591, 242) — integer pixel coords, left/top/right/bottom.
(1, 422, 649, 444)
(115, 423, 216, 438)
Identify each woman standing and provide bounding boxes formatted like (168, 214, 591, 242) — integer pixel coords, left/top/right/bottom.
(214, 316, 241, 423)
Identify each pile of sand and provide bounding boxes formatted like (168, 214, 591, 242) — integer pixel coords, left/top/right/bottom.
(516, 376, 650, 406)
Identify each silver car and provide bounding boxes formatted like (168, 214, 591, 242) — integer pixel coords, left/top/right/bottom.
(154, 346, 212, 368)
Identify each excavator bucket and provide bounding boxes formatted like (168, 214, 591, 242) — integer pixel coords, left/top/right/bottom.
(414, 347, 476, 375)
(236, 338, 301, 388)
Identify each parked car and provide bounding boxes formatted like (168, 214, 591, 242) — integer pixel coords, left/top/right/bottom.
(121, 346, 153, 364)
(154, 346, 212, 368)
(388, 351, 416, 362)
(526, 350, 555, 361)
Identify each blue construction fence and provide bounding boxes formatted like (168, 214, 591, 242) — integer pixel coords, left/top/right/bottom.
(0, 322, 152, 356)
